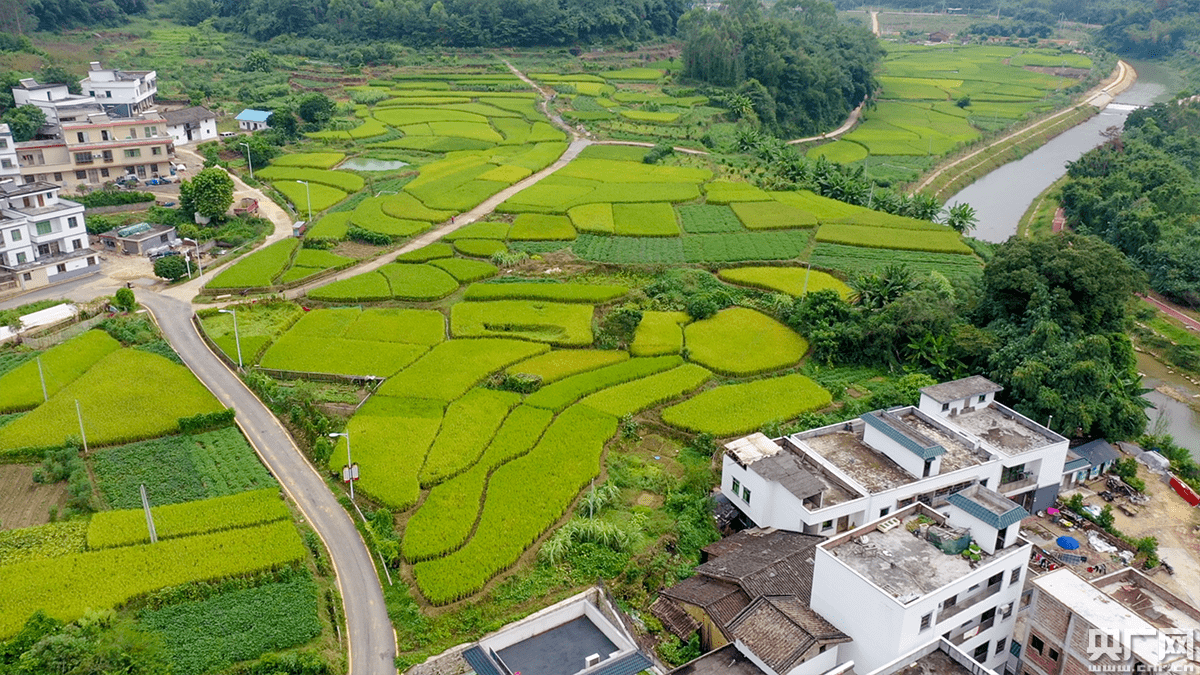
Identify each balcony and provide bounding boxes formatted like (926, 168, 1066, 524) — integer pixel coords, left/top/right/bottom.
(947, 615, 997, 646)
(938, 580, 1003, 622)
(999, 471, 1036, 493)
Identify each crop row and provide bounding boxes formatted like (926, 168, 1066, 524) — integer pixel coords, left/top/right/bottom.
(630, 311, 689, 357)
(578, 364, 711, 418)
(815, 223, 974, 255)
(0, 331, 119, 413)
(506, 350, 629, 383)
(679, 204, 743, 234)
(704, 180, 770, 204)
(717, 266, 852, 299)
(307, 263, 459, 303)
(570, 231, 812, 264)
(256, 166, 365, 193)
(419, 388, 521, 487)
(412, 404, 617, 604)
(0, 521, 87, 566)
(260, 335, 427, 377)
(662, 374, 833, 437)
(330, 396, 443, 510)
(510, 213, 577, 241)
(0, 349, 225, 457)
(525, 355, 682, 412)
(613, 202, 679, 237)
(402, 405, 554, 561)
(140, 571, 322, 675)
(443, 221, 510, 241)
(87, 489, 289, 549)
(462, 282, 628, 303)
(809, 242, 984, 282)
(428, 257, 498, 282)
(276, 180, 347, 213)
(0, 521, 306, 638)
(378, 338, 549, 402)
(731, 201, 817, 230)
(685, 308, 807, 376)
(450, 300, 595, 346)
(207, 239, 299, 290)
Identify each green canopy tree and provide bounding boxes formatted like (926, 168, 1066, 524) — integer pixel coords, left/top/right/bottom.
(2, 104, 46, 142)
(297, 92, 335, 126)
(179, 167, 234, 221)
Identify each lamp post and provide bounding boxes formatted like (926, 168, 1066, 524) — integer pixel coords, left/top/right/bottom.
(297, 180, 312, 224)
(217, 308, 242, 369)
(330, 432, 356, 500)
(239, 142, 254, 180)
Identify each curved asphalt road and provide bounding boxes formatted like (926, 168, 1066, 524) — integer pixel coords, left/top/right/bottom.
(137, 291, 396, 675)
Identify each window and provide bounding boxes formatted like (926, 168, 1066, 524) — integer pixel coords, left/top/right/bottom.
(56, 264, 66, 273)
(1048, 648, 1059, 662)
(920, 613, 932, 631)
(822, 520, 833, 531)
(53, 172, 62, 181)
(152, 146, 162, 155)
(35, 222, 52, 236)
(150, 164, 159, 174)
(159, 233, 168, 243)
(10, 229, 21, 241)
(1029, 634, 1044, 655)
(102, 150, 113, 162)
(75, 170, 87, 179)
(100, 168, 109, 177)
(996, 638, 1007, 655)
(974, 643, 989, 663)
(68, 217, 78, 229)
(742, 487, 751, 503)
(105, 90, 112, 98)
(87, 256, 95, 266)
(22, 272, 31, 281)
(732, 477, 741, 495)
(72, 239, 83, 250)
(0, 159, 11, 169)
(942, 402, 950, 411)
(76, 131, 88, 143)
(978, 394, 987, 403)
(1000, 603, 1013, 619)
(88, 90, 95, 97)
(101, 130, 110, 141)
(130, 128, 137, 139)
(0, 138, 6, 148)
(16, 252, 26, 263)
(124, 149, 141, 158)
(988, 572, 1002, 587)
(1010, 568, 1021, 585)
(74, 153, 93, 164)
(145, 126, 157, 137)
(943, 594, 957, 609)
(880, 507, 890, 517)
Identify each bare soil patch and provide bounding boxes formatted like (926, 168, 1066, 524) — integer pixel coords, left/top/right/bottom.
(0, 464, 67, 530)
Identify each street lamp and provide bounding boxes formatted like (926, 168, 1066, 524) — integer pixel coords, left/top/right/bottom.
(217, 308, 242, 369)
(329, 432, 357, 500)
(239, 142, 254, 180)
(297, 180, 312, 224)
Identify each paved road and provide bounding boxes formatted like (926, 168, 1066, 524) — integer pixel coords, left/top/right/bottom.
(1141, 292, 1200, 332)
(137, 291, 397, 675)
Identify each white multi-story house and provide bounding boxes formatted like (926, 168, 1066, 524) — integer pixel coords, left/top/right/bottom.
(811, 498, 1032, 674)
(162, 106, 217, 145)
(0, 178, 97, 296)
(79, 62, 157, 118)
(722, 376, 1069, 538)
(0, 124, 18, 179)
(12, 79, 100, 128)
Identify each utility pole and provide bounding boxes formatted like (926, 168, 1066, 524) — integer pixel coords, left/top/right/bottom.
(140, 484, 158, 543)
(36, 356, 47, 402)
(75, 400, 88, 454)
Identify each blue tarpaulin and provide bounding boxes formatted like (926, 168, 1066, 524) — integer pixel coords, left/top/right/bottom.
(1057, 536, 1080, 550)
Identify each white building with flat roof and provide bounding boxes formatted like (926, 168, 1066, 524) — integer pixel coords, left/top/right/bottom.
(0, 124, 18, 179)
(80, 62, 157, 118)
(0, 178, 96, 296)
(722, 376, 1069, 538)
(811, 501, 1032, 674)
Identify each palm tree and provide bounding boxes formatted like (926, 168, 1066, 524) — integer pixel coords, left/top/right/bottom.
(941, 202, 979, 234)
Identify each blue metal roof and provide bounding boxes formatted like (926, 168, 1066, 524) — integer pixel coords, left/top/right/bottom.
(591, 651, 654, 675)
(1073, 439, 1119, 467)
(1063, 456, 1090, 472)
(462, 646, 502, 675)
(862, 411, 945, 460)
(946, 489, 1029, 530)
(236, 109, 271, 122)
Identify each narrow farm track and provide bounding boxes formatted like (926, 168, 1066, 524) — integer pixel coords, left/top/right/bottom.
(136, 292, 398, 675)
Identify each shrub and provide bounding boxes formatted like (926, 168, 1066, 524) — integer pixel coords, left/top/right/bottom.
(178, 409, 237, 434)
(663, 374, 833, 436)
(684, 307, 807, 375)
(155, 255, 189, 281)
(345, 225, 392, 246)
(73, 190, 155, 208)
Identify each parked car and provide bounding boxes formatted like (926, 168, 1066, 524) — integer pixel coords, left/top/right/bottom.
(148, 249, 180, 261)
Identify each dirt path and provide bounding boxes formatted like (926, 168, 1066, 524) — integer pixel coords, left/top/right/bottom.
(914, 60, 1135, 194)
(871, 10, 880, 36)
(786, 103, 866, 146)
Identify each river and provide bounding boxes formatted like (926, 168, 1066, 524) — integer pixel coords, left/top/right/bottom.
(947, 61, 1176, 244)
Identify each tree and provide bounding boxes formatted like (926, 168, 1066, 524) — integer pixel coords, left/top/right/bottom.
(955, 95, 971, 108)
(243, 49, 273, 72)
(297, 92, 335, 126)
(153, 255, 188, 281)
(268, 106, 298, 139)
(38, 65, 80, 95)
(235, 134, 277, 168)
(2, 104, 46, 142)
(941, 201, 978, 234)
(113, 287, 136, 311)
(179, 167, 234, 220)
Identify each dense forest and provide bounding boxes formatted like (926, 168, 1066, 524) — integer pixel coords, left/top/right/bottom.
(1059, 101, 1200, 309)
(678, 0, 880, 138)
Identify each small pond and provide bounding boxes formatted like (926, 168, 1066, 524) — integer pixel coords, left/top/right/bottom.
(339, 158, 409, 171)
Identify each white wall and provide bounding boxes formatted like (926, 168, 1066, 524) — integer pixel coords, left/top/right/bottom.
(862, 422, 938, 479)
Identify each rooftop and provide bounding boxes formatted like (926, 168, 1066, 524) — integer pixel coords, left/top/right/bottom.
(824, 508, 1025, 603)
(496, 616, 618, 675)
(893, 410, 987, 472)
(161, 106, 215, 125)
(697, 528, 825, 600)
(945, 484, 1028, 530)
(1, 180, 58, 197)
(1072, 439, 1120, 467)
(236, 109, 272, 122)
(726, 596, 850, 674)
(1033, 569, 1175, 665)
(1091, 568, 1200, 635)
(668, 643, 767, 675)
(660, 576, 750, 628)
(920, 375, 1003, 404)
(800, 428, 913, 493)
(729, 433, 858, 505)
(952, 403, 1061, 455)
(892, 643, 979, 675)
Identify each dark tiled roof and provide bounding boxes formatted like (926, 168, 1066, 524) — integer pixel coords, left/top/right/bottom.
(0, 180, 57, 197)
(752, 451, 824, 500)
(1073, 439, 1119, 467)
(697, 529, 824, 601)
(920, 375, 1003, 403)
(726, 597, 850, 674)
(592, 651, 653, 675)
(650, 596, 700, 640)
(161, 106, 215, 125)
(669, 643, 768, 675)
(1063, 450, 1090, 472)
(462, 645, 502, 675)
(863, 410, 946, 460)
(661, 576, 751, 628)
(947, 485, 1028, 530)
